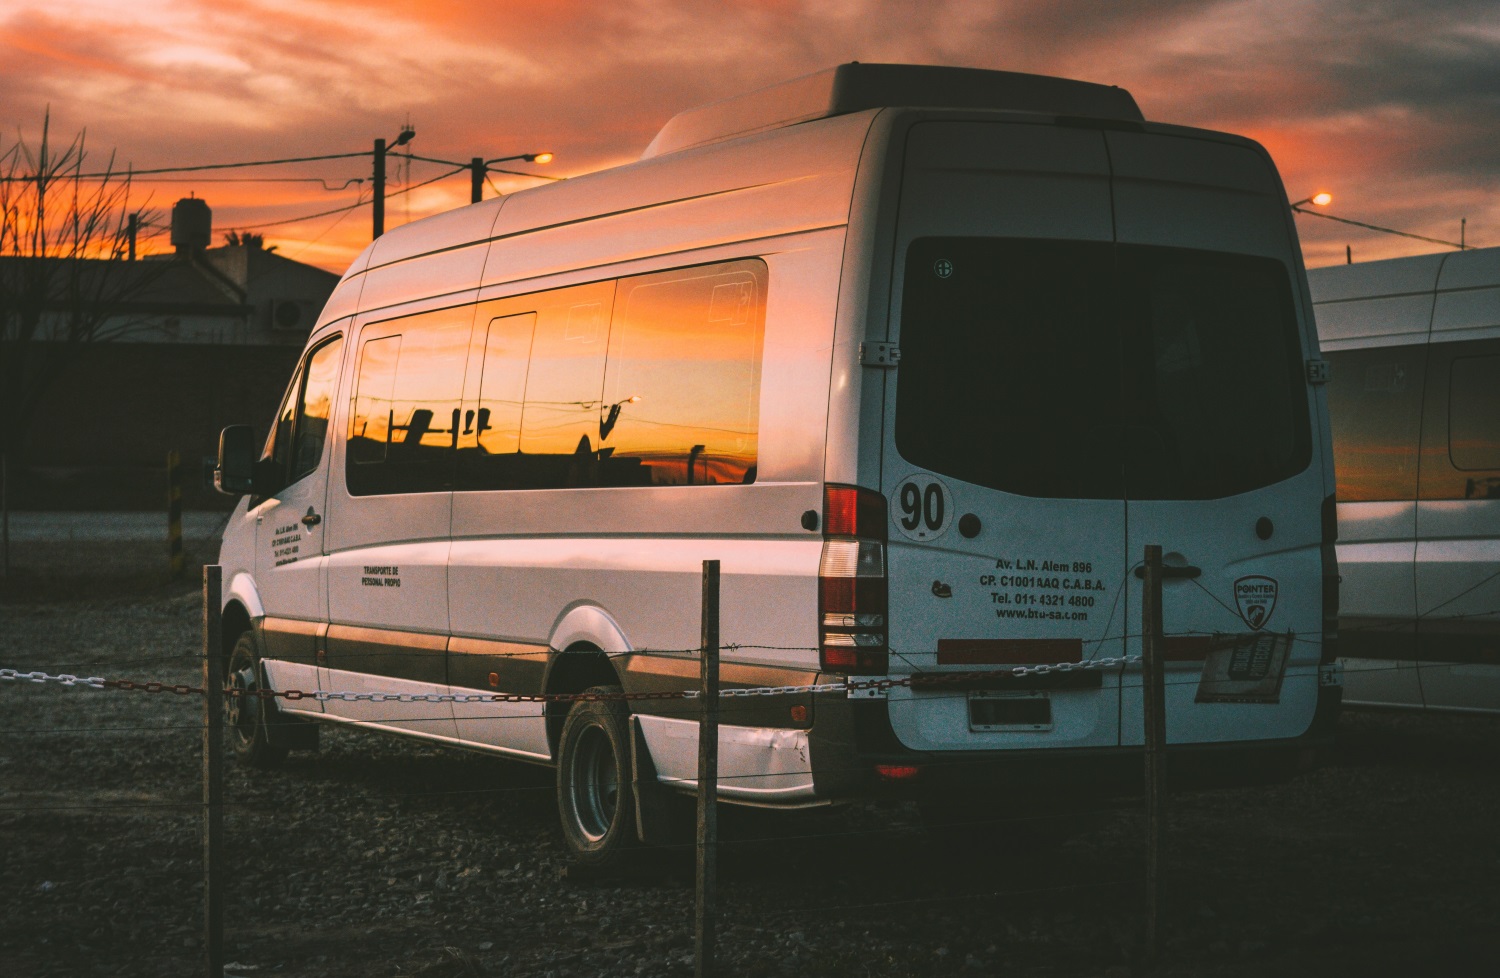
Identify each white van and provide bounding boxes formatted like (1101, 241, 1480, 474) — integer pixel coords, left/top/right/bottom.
(1310, 245, 1500, 713)
(215, 63, 1341, 865)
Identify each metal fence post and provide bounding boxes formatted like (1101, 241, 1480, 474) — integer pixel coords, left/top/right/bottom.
(203, 565, 224, 977)
(696, 559, 720, 978)
(1142, 544, 1167, 961)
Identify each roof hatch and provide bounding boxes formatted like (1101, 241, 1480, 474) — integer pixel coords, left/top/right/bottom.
(641, 62, 1144, 159)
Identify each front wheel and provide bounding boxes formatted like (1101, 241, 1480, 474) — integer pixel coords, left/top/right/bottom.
(556, 685, 634, 869)
(225, 631, 288, 768)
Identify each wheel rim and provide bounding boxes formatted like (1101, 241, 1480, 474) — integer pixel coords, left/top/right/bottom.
(568, 723, 619, 843)
(225, 658, 260, 746)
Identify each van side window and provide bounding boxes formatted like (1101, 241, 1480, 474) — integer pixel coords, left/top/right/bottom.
(455, 313, 537, 491)
(260, 335, 343, 494)
(1323, 346, 1426, 501)
(347, 311, 470, 496)
(1448, 354, 1500, 472)
(601, 259, 767, 486)
(264, 369, 301, 479)
(512, 291, 611, 489)
(348, 336, 402, 465)
(292, 337, 344, 481)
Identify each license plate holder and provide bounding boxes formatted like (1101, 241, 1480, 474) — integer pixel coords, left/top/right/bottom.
(967, 691, 1052, 732)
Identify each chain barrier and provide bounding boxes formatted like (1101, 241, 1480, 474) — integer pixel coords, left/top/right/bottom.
(3, 654, 1146, 705)
(0, 669, 107, 688)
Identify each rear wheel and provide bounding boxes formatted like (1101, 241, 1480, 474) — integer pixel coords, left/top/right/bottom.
(225, 631, 288, 769)
(556, 685, 634, 869)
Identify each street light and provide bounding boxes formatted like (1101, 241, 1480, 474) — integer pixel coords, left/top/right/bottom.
(1290, 192, 1332, 210)
(1290, 189, 1471, 252)
(600, 395, 641, 440)
(469, 151, 554, 203)
(373, 126, 416, 239)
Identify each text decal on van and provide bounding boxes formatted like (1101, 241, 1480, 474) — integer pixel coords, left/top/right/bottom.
(271, 525, 301, 567)
(1233, 575, 1279, 629)
(890, 474, 953, 542)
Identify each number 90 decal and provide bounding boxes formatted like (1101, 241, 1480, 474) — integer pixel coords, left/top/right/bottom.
(890, 474, 953, 542)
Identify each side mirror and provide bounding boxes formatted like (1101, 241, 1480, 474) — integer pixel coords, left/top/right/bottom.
(216, 425, 257, 495)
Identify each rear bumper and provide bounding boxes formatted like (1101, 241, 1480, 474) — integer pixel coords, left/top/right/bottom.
(807, 682, 1341, 800)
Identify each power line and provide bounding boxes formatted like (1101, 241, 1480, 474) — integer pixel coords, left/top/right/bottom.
(128, 177, 365, 191)
(1293, 205, 1472, 250)
(283, 193, 367, 263)
(218, 197, 367, 233)
(218, 166, 466, 233)
(486, 164, 566, 182)
(0, 151, 371, 182)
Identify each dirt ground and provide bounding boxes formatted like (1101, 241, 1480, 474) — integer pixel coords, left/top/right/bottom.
(3, 544, 1500, 977)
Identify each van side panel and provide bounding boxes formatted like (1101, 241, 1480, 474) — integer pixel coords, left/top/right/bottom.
(1415, 248, 1500, 711)
(1311, 256, 1440, 707)
(479, 113, 870, 293)
(1314, 245, 1500, 714)
(447, 231, 847, 735)
(357, 243, 493, 314)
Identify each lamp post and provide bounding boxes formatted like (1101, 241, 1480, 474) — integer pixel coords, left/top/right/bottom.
(1290, 192, 1333, 211)
(373, 126, 416, 240)
(600, 395, 640, 440)
(469, 152, 554, 203)
(1291, 189, 1471, 252)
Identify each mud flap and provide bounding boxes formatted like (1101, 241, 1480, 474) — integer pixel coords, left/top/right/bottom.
(631, 715, 675, 846)
(259, 662, 320, 752)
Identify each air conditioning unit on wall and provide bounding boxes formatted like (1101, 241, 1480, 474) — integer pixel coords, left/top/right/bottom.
(268, 299, 313, 332)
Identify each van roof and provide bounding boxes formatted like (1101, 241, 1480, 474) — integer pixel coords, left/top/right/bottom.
(641, 62, 1143, 159)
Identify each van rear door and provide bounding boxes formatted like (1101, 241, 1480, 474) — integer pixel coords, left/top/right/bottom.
(1106, 131, 1325, 746)
(879, 119, 1326, 754)
(880, 121, 1128, 753)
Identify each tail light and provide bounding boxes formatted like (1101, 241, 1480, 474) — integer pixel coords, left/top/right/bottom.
(819, 484, 888, 673)
(1321, 494, 1339, 665)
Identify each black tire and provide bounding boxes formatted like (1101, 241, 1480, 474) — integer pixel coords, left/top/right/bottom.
(556, 685, 634, 869)
(225, 631, 289, 769)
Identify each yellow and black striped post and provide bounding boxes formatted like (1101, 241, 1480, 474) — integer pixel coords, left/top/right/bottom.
(168, 450, 185, 579)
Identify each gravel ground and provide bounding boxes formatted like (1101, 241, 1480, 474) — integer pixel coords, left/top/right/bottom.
(4, 557, 1500, 977)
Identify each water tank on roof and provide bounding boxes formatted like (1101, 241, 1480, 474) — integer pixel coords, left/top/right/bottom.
(171, 197, 212, 256)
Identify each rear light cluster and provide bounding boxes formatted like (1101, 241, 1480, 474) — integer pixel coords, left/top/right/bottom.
(1321, 494, 1340, 665)
(819, 484, 888, 674)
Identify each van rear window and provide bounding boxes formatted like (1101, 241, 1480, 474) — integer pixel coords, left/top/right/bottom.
(895, 238, 1310, 501)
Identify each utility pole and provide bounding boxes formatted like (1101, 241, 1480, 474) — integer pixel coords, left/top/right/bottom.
(372, 137, 387, 240)
(373, 127, 415, 240)
(470, 157, 485, 204)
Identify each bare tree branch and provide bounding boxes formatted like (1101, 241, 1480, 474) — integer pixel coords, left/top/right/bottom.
(0, 113, 169, 462)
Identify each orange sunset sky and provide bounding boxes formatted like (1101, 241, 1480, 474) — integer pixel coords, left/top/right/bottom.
(2, 0, 1496, 274)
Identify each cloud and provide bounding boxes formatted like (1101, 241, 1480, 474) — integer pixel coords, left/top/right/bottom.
(1, 0, 1495, 270)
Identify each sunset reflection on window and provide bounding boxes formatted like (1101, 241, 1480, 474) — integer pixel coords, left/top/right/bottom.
(600, 260, 766, 486)
(347, 309, 471, 495)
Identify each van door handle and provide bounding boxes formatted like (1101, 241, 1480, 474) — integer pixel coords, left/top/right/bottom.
(301, 507, 322, 529)
(1133, 564, 1200, 579)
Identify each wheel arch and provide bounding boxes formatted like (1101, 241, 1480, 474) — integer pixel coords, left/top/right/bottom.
(222, 600, 254, 661)
(221, 570, 264, 662)
(543, 602, 631, 754)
